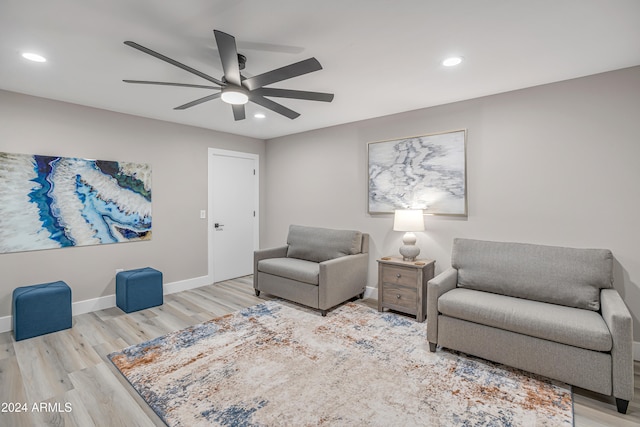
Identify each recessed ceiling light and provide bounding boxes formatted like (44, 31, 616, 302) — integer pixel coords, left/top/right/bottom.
(442, 56, 463, 67)
(254, 112, 266, 119)
(21, 52, 47, 63)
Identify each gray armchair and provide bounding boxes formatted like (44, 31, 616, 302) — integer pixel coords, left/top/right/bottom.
(254, 225, 369, 316)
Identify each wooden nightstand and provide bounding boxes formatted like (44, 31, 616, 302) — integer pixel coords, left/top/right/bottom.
(377, 257, 436, 322)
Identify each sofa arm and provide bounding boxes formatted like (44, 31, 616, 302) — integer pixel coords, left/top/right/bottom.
(427, 267, 458, 350)
(253, 246, 288, 289)
(600, 288, 634, 403)
(318, 253, 369, 310)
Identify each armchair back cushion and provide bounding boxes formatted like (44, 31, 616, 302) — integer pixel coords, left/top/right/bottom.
(286, 225, 363, 263)
(452, 238, 613, 311)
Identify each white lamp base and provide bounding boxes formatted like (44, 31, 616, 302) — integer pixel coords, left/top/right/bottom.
(399, 231, 420, 261)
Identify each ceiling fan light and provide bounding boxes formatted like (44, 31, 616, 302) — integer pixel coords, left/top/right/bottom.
(221, 86, 249, 105)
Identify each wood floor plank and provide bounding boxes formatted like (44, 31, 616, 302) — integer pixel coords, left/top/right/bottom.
(142, 313, 191, 336)
(13, 334, 74, 403)
(162, 294, 207, 318)
(93, 337, 129, 358)
(148, 302, 197, 331)
(0, 275, 637, 426)
(41, 328, 102, 374)
(102, 305, 177, 347)
(72, 312, 123, 348)
(0, 329, 16, 361)
(0, 356, 31, 427)
(125, 310, 172, 337)
(68, 363, 157, 427)
(56, 388, 99, 427)
(174, 290, 233, 317)
(92, 307, 124, 322)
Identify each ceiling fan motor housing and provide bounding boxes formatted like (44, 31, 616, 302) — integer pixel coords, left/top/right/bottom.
(237, 53, 246, 70)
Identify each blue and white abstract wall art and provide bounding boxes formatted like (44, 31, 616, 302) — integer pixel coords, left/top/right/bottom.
(0, 152, 152, 254)
(368, 129, 467, 216)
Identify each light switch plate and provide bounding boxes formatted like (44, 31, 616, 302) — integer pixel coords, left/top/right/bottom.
(200, 210, 206, 219)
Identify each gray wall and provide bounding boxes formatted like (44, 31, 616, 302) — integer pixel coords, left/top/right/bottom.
(0, 90, 264, 318)
(2, 67, 638, 342)
(263, 66, 640, 341)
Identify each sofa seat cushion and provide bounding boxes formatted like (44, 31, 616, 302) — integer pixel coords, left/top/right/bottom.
(438, 288, 612, 352)
(257, 257, 320, 285)
(286, 225, 363, 263)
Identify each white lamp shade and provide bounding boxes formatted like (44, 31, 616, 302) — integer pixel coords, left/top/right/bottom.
(393, 209, 425, 232)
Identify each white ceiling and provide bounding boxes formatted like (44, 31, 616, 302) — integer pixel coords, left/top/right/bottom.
(2, 0, 639, 140)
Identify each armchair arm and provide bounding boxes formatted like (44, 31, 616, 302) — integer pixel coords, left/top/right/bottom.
(427, 268, 459, 348)
(600, 288, 634, 402)
(318, 253, 369, 310)
(253, 246, 288, 289)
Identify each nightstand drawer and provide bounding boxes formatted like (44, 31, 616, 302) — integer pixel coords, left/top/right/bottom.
(381, 283, 417, 312)
(381, 266, 418, 287)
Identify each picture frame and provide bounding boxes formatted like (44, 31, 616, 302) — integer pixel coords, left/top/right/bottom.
(367, 129, 467, 216)
(0, 151, 152, 254)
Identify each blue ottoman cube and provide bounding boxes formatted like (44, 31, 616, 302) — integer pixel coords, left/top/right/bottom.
(12, 281, 72, 341)
(116, 267, 163, 313)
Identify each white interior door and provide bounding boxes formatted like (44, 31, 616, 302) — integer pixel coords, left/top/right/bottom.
(209, 149, 258, 283)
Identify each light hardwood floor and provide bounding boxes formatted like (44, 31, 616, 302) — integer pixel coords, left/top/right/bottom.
(1, 276, 638, 426)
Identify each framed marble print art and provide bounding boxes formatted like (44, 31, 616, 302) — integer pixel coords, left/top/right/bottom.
(367, 129, 467, 216)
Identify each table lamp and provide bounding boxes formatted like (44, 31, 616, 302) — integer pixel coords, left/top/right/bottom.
(393, 209, 425, 261)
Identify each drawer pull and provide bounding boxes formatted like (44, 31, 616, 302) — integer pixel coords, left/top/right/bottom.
(396, 294, 401, 299)
(396, 273, 401, 278)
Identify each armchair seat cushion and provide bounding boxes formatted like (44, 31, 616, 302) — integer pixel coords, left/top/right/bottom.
(258, 258, 320, 285)
(438, 288, 612, 352)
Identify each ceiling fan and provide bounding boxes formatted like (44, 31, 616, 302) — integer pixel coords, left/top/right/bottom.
(123, 30, 334, 121)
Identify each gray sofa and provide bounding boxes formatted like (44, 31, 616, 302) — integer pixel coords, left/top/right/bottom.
(254, 225, 369, 316)
(427, 238, 634, 414)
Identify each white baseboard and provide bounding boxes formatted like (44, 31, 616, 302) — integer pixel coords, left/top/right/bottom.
(71, 295, 117, 316)
(364, 285, 377, 300)
(0, 315, 11, 334)
(163, 275, 212, 295)
(0, 275, 213, 334)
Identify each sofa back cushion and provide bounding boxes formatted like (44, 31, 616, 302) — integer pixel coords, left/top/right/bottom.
(286, 225, 363, 263)
(452, 238, 613, 311)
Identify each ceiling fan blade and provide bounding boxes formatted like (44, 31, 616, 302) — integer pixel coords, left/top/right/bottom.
(213, 30, 241, 86)
(174, 93, 222, 110)
(124, 41, 224, 86)
(254, 88, 334, 102)
(232, 104, 246, 121)
(244, 58, 323, 91)
(123, 80, 219, 90)
(250, 95, 300, 119)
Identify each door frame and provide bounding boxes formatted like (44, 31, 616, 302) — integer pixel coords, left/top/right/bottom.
(208, 148, 260, 283)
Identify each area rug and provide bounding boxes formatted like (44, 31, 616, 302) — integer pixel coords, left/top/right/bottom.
(108, 301, 573, 426)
